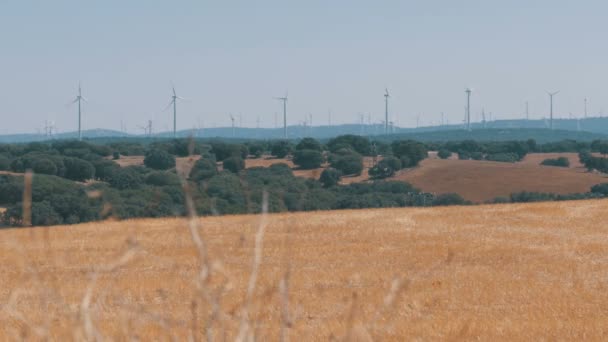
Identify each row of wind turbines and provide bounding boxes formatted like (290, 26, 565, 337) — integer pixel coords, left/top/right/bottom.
(66, 84, 590, 141)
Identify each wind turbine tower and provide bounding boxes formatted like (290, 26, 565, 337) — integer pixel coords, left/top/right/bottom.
(71, 83, 87, 141)
(275, 93, 288, 139)
(384, 88, 390, 134)
(465, 88, 472, 131)
(547, 91, 560, 130)
(526, 101, 529, 120)
(584, 98, 588, 119)
(230, 114, 236, 138)
(166, 87, 184, 138)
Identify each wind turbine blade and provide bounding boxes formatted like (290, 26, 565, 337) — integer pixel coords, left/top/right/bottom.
(173, 87, 177, 97)
(81, 96, 88, 102)
(162, 99, 175, 111)
(71, 97, 79, 104)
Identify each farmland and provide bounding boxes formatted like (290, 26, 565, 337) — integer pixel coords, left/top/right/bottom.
(1, 200, 608, 339)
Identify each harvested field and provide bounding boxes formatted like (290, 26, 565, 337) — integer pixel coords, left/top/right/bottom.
(1, 200, 608, 339)
(393, 154, 608, 202)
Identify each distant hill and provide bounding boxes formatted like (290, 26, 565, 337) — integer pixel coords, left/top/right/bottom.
(2, 118, 608, 143)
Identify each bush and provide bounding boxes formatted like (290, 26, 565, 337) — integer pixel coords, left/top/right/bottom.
(591, 183, 608, 196)
(486, 152, 518, 163)
(331, 152, 363, 176)
(270, 140, 293, 158)
(541, 157, 570, 167)
(108, 167, 145, 190)
(293, 149, 323, 169)
(432, 193, 467, 206)
(296, 138, 322, 152)
(437, 149, 452, 159)
(0, 155, 10, 171)
(92, 159, 119, 181)
(369, 156, 401, 179)
(190, 158, 218, 181)
(145, 171, 180, 186)
(32, 158, 58, 175)
(391, 140, 427, 167)
(320, 168, 341, 188)
(63, 157, 95, 181)
(223, 156, 245, 173)
(327, 135, 370, 155)
(144, 149, 176, 170)
(112, 151, 120, 160)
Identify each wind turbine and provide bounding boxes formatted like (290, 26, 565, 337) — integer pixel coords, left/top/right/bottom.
(584, 97, 588, 119)
(230, 114, 236, 138)
(547, 91, 560, 130)
(71, 82, 87, 141)
(275, 93, 288, 139)
(384, 88, 390, 135)
(164, 86, 185, 138)
(465, 88, 472, 131)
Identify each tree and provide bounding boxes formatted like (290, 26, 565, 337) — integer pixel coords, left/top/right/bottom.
(369, 156, 401, 179)
(145, 171, 180, 186)
(144, 149, 176, 170)
(293, 149, 323, 169)
(390, 140, 428, 167)
(330, 152, 363, 176)
(320, 168, 341, 188)
(432, 193, 467, 206)
(32, 158, 58, 175)
(327, 135, 370, 155)
(591, 183, 608, 196)
(541, 157, 570, 167)
(63, 157, 95, 181)
(223, 156, 245, 173)
(190, 158, 218, 181)
(437, 149, 452, 159)
(108, 167, 145, 190)
(296, 138, 322, 151)
(92, 159, 120, 181)
(0, 155, 10, 171)
(270, 140, 293, 158)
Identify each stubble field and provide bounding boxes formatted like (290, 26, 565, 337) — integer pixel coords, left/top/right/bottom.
(1, 199, 608, 340)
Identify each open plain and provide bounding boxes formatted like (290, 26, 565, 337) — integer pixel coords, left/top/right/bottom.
(1, 200, 608, 340)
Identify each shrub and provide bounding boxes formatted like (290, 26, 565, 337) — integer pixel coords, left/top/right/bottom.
(541, 157, 570, 167)
(108, 167, 145, 190)
(331, 152, 363, 176)
(591, 183, 608, 196)
(223, 156, 245, 173)
(369, 156, 401, 179)
(296, 138, 322, 152)
(63, 157, 95, 181)
(391, 140, 427, 167)
(486, 152, 518, 163)
(112, 151, 120, 160)
(437, 149, 452, 159)
(190, 158, 218, 181)
(145, 171, 180, 186)
(432, 193, 467, 206)
(320, 168, 341, 188)
(270, 140, 293, 158)
(0, 155, 10, 171)
(293, 149, 323, 169)
(327, 135, 370, 155)
(92, 159, 120, 181)
(32, 158, 58, 175)
(144, 149, 176, 170)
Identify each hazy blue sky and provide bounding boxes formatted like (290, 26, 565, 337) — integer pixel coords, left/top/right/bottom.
(1, 0, 607, 134)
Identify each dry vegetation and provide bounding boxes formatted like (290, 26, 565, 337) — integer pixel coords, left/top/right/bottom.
(393, 153, 608, 202)
(1, 200, 608, 339)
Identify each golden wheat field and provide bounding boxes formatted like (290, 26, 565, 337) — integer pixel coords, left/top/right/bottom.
(1, 200, 608, 340)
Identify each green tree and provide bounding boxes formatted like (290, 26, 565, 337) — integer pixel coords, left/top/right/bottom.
(331, 152, 363, 176)
(190, 158, 218, 181)
(369, 156, 401, 179)
(144, 149, 176, 170)
(293, 149, 323, 169)
(108, 167, 145, 190)
(32, 158, 58, 175)
(63, 157, 95, 181)
(437, 149, 452, 159)
(223, 156, 245, 173)
(320, 168, 341, 188)
(270, 140, 293, 158)
(296, 137, 322, 151)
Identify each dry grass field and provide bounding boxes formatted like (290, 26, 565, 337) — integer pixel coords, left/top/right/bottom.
(1, 200, 608, 340)
(393, 154, 608, 203)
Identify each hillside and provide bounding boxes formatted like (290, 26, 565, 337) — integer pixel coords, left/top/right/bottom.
(394, 153, 608, 202)
(1, 200, 607, 339)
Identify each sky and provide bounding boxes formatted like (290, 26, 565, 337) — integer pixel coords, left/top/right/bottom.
(1, 0, 607, 134)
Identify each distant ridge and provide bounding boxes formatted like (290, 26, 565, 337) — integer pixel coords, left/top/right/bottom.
(2, 118, 608, 143)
